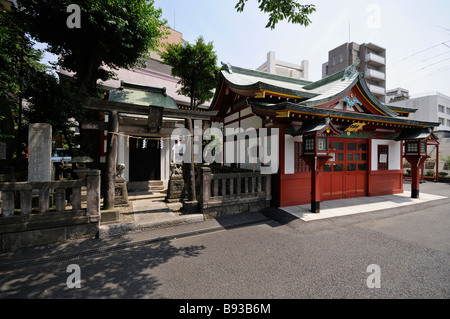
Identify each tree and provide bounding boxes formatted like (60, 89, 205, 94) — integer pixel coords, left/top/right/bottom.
(23, 68, 84, 156)
(161, 37, 218, 110)
(235, 0, 316, 29)
(15, 0, 168, 94)
(161, 37, 219, 203)
(12, 0, 168, 208)
(0, 6, 49, 159)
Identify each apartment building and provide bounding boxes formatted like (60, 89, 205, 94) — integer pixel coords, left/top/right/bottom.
(389, 91, 450, 131)
(389, 91, 450, 172)
(256, 51, 309, 80)
(386, 87, 410, 103)
(322, 42, 386, 102)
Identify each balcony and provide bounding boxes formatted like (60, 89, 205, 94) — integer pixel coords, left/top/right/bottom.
(365, 52, 385, 66)
(368, 83, 386, 96)
(365, 68, 385, 81)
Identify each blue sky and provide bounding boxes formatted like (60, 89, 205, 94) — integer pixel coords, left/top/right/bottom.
(153, 0, 450, 96)
(38, 0, 450, 97)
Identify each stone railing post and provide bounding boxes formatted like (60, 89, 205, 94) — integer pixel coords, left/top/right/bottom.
(201, 166, 211, 203)
(86, 170, 101, 216)
(1, 191, 15, 217)
(265, 174, 271, 200)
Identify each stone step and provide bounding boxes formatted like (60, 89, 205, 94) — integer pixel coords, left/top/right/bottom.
(128, 180, 166, 192)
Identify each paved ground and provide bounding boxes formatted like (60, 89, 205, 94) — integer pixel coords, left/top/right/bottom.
(0, 181, 448, 301)
(100, 180, 449, 237)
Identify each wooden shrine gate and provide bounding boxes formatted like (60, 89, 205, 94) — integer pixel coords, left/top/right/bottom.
(322, 138, 368, 200)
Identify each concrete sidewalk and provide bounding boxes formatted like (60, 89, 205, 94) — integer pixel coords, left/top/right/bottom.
(281, 191, 447, 222)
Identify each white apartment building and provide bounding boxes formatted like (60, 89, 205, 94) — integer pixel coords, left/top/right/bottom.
(256, 51, 309, 80)
(389, 92, 450, 131)
(389, 91, 450, 172)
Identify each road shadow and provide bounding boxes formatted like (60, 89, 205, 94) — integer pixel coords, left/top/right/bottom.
(0, 238, 205, 298)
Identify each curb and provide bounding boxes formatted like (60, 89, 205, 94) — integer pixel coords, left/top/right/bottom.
(99, 213, 205, 238)
(262, 197, 450, 228)
(0, 212, 271, 271)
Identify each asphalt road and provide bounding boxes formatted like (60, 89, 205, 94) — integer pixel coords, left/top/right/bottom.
(0, 182, 449, 302)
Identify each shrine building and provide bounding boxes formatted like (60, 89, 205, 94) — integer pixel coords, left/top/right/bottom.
(209, 61, 440, 212)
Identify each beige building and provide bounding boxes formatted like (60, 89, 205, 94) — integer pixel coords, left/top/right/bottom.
(322, 42, 386, 103)
(256, 51, 309, 80)
(149, 28, 183, 61)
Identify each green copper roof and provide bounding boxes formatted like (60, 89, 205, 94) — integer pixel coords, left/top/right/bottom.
(218, 64, 317, 99)
(211, 61, 435, 129)
(109, 82, 178, 110)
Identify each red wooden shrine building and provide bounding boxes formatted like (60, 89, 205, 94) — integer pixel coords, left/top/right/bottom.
(209, 61, 440, 212)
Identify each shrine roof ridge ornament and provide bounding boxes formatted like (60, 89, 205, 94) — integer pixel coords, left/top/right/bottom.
(340, 94, 362, 107)
(341, 60, 360, 81)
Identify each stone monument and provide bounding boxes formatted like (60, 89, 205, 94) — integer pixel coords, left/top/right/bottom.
(28, 123, 52, 182)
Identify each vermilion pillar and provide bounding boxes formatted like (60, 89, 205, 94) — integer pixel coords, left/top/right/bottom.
(302, 155, 331, 213)
(404, 155, 429, 198)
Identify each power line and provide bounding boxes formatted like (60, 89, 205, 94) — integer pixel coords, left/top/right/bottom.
(394, 40, 450, 64)
(418, 50, 450, 63)
(416, 57, 450, 71)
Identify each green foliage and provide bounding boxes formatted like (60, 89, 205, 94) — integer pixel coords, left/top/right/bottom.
(235, 0, 316, 29)
(425, 170, 435, 177)
(441, 155, 450, 170)
(23, 69, 84, 154)
(0, 8, 47, 156)
(1, 0, 167, 158)
(0, 8, 45, 100)
(160, 36, 219, 108)
(438, 171, 448, 178)
(15, 0, 167, 94)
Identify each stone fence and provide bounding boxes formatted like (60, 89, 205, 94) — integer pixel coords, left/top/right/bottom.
(0, 170, 101, 251)
(199, 166, 271, 218)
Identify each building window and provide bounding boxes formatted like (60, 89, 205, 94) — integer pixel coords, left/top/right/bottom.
(406, 142, 418, 153)
(446, 107, 450, 115)
(439, 117, 445, 125)
(304, 138, 314, 151)
(447, 119, 450, 126)
(438, 105, 444, 113)
(332, 55, 336, 66)
(339, 52, 343, 63)
(295, 142, 310, 173)
(378, 145, 388, 170)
